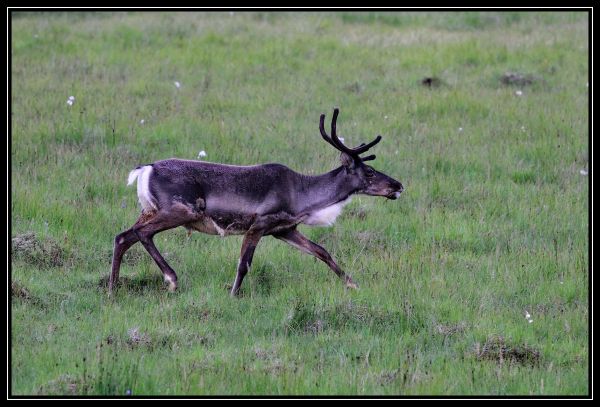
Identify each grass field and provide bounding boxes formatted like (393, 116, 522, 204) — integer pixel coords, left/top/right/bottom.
(10, 11, 589, 396)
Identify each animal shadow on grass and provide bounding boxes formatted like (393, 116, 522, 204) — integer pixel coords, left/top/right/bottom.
(223, 261, 280, 297)
(251, 262, 279, 296)
(284, 300, 416, 336)
(97, 274, 166, 295)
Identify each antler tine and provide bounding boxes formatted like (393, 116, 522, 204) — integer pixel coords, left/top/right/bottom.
(329, 108, 357, 156)
(360, 154, 376, 162)
(320, 108, 383, 159)
(331, 108, 339, 137)
(352, 135, 382, 155)
(319, 113, 339, 149)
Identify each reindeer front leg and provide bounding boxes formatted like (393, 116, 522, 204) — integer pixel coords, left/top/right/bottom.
(231, 229, 263, 296)
(274, 228, 358, 289)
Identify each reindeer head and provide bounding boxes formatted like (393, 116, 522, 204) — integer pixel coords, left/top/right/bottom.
(320, 108, 404, 200)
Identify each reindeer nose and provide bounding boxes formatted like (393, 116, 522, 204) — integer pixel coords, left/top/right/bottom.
(397, 182, 404, 193)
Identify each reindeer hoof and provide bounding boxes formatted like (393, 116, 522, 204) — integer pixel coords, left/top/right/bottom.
(108, 281, 116, 296)
(345, 279, 359, 290)
(165, 279, 177, 292)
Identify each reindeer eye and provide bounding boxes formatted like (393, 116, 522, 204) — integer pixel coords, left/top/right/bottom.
(365, 168, 375, 177)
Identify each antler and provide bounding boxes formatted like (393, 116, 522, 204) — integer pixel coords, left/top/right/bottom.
(319, 108, 382, 160)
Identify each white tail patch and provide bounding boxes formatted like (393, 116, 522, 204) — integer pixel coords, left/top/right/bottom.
(127, 168, 143, 186)
(127, 166, 157, 211)
(304, 197, 352, 227)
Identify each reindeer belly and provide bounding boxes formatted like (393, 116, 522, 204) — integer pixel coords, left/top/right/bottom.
(186, 212, 252, 237)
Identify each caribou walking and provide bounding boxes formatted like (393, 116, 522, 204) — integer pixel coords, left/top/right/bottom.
(110, 108, 404, 296)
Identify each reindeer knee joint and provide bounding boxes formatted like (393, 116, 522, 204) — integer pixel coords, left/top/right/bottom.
(114, 234, 126, 246)
(132, 227, 148, 242)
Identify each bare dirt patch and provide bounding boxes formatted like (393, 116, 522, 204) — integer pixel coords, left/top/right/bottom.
(11, 280, 45, 307)
(435, 321, 467, 337)
(37, 374, 87, 395)
(11, 280, 32, 300)
(126, 327, 152, 348)
(12, 232, 69, 268)
(475, 335, 541, 366)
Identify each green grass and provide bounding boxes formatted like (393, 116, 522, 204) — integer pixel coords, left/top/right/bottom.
(11, 11, 589, 396)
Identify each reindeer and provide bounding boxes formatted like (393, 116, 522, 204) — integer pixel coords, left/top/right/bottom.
(110, 108, 404, 296)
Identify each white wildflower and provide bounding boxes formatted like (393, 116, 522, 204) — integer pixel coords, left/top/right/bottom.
(198, 150, 207, 158)
(66, 100, 74, 106)
(458, 127, 463, 132)
(68, 96, 75, 101)
(528, 319, 533, 324)
(174, 81, 181, 88)
(580, 169, 588, 176)
(140, 119, 145, 125)
(515, 90, 523, 96)
(525, 311, 531, 319)
(338, 137, 345, 143)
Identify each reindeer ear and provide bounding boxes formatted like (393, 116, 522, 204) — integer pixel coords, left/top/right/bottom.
(340, 152, 356, 170)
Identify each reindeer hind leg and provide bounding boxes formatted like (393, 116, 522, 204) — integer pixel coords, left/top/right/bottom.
(110, 209, 162, 293)
(110, 228, 140, 293)
(131, 203, 200, 292)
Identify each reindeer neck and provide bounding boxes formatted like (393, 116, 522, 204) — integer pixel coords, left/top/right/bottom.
(297, 167, 358, 213)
